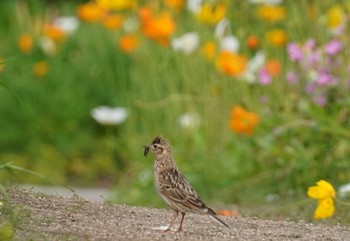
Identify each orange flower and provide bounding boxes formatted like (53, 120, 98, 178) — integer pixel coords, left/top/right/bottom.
(229, 106, 259, 135)
(265, 59, 281, 77)
(257, 5, 286, 22)
(246, 35, 259, 49)
(266, 29, 287, 47)
(96, 0, 136, 10)
(102, 14, 124, 30)
(164, 0, 185, 11)
(18, 34, 33, 53)
(197, 3, 226, 25)
(43, 24, 66, 42)
(216, 51, 247, 77)
(76, 3, 105, 22)
(216, 210, 238, 217)
(140, 9, 176, 45)
(33, 61, 49, 77)
(119, 35, 139, 53)
(201, 41, 217, 60)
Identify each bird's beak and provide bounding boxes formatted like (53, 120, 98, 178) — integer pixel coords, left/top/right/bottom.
(143, 144, 151, 157)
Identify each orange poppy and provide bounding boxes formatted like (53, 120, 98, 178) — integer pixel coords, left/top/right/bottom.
(18, 34, 33, 53)
(216, 51, 247, 77)
(229, 106, 259, 135)
(119, 35, 139, 53)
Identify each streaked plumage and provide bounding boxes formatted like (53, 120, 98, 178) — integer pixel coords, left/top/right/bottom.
(144, 135, 229, 232)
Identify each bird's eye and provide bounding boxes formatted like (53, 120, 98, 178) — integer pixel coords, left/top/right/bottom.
(153, 144, 157, 148)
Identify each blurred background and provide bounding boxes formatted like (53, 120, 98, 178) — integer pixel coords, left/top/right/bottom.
(1, 0, 350, 223)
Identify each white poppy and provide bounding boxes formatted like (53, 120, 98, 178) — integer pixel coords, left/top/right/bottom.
(53, 16, 79, 34)
(187, 0, 202, 13)
(91, 106, 128, 125)
(172, 32, 199, 54)
(39, 37, 57, 55)
(243, 51, 266, 83)
(215, 18, 230, 39)
(220, 35, 239, 53)
(178, 113, 200, 129)
(339, 183, 350, 198)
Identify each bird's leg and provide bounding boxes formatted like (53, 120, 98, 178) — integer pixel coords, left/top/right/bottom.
(165, 211, 178, 232)
(176, 212, 186, 232)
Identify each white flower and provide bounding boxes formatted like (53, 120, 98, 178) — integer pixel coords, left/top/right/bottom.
(91, 106, 128, 125)
(215, 18, 230, 39)
(178, 113, 200, 129)
(172, 32, 199, 54)
(248, 0, 283, 5)
(187, 0, 202, 13)
(339, 183, 350, 198)
(53, 16, 79, 34)
(243, 51, 265, 83)
(39, 37, 57, 55)
(220, 35, 239, 53)
(123, 17, 139, 32)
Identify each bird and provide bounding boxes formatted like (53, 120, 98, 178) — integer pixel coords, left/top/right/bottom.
(144, 135, 229, 232)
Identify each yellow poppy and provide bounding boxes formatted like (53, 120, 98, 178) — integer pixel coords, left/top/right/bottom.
(307, 180, 336, 220)
(197, 3, 226, 25)
(307, 180, 336, 199)
(257, 5, 286, 22)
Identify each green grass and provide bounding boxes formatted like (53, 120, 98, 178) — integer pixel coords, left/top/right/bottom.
(1, 0, 350, 223)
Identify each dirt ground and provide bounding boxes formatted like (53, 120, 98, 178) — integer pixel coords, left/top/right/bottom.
(2, 187, 350, 241)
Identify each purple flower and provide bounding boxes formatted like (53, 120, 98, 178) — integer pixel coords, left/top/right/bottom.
(305, 83, 316, 94)
(286, 71, 299, 84)
(258, 68, 272, 85)
(287, 42, 303, 62)
(312, 95, 327, 106)
(324, 39, 342, 56)
(316, 70, 338, 86)
(303, 39, 316, 51)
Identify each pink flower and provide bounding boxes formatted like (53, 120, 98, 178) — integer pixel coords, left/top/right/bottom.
(303, 39, 316, 51)
(287, 42, 303, 62)
(286, 71, 298, 84)
(313, 95, 327, 106)
(316, 70, 338, 86)
(258, 68, 272, 85)
(324, 39, 342, 55)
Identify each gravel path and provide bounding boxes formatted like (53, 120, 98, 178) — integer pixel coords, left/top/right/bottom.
(3, 187, 350, 240)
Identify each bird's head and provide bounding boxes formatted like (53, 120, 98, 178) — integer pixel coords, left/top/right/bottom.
(144, 135, 171, 157)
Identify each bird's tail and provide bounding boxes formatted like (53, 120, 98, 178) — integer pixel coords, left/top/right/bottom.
(209, 214, 229, 228)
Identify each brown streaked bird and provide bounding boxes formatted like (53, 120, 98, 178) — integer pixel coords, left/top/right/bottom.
(144, 135, 229, 232)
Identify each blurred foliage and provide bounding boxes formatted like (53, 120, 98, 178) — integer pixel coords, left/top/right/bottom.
(0, 0, 350, 225)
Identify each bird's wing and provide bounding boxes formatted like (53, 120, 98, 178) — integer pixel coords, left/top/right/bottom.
(158, 168, 208, 211)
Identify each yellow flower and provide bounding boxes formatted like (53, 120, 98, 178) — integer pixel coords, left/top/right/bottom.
(257, 5, 286, 22)
(327, 6, 345, 29)
(307, 180, 336, 199)
(313, 198, 335, 220)
(201, 41, 217, 60)
(33, 61, 49, 77)
(266, 29, 287, 47)
(164, 0, 185, 11)
(197, 3, 226, 25)
(307, 180, 336, 220)
(96, 0, 136, 10)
